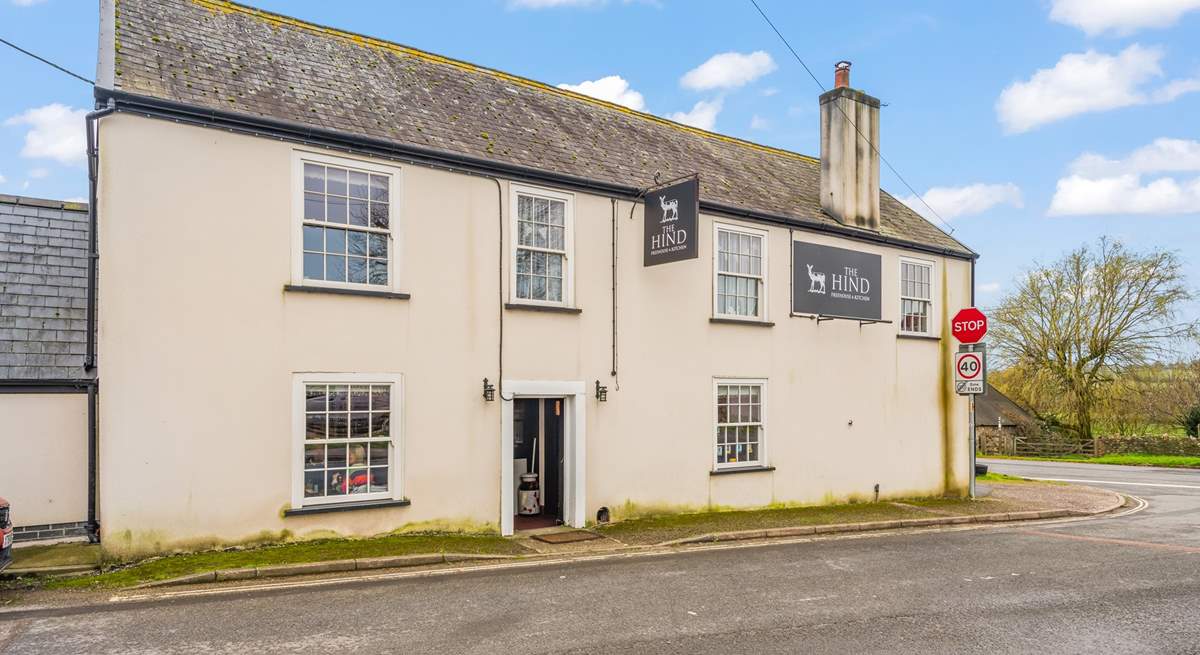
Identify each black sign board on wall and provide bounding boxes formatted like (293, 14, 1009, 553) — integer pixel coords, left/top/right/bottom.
(791, 241, 882, 320)
(643, 177, 699, 266)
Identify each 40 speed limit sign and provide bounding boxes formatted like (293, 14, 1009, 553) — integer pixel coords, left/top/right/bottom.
(954, 346, 986, 395)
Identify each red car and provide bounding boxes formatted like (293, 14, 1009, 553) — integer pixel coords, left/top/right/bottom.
(0, 497, 11, 572)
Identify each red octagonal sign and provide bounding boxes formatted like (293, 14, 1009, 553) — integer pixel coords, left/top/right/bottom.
(951, 307, 988, 344)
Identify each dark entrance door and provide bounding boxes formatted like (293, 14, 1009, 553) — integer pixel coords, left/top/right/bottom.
(543, 398, 565, 522)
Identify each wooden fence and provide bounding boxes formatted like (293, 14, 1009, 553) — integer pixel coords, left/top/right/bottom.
(1012, 436, 1096, 457)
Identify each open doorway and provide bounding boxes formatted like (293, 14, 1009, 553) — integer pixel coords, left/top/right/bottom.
(500, 380, 586, 536)
(512, 397, 564, 531)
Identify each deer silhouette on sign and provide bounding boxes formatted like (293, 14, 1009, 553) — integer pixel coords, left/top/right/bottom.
(806, 264, 826, 294)
(659, 195, 679, 223)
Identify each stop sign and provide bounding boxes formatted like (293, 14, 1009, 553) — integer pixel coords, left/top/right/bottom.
(951, 307, 987, 343)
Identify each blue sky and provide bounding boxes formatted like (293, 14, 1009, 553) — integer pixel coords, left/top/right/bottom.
(3, 0, 1200, 318)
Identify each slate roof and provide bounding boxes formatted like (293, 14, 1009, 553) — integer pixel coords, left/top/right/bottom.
(104, 0, 972, 257)
(0, 195, 90, 381)
(975, 384, 1035, 428)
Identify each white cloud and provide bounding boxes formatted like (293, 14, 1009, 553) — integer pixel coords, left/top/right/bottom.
(28, 167, 49, 179)
(749, 114, 769, 130)
(556, 75, 645, 111)
(996, 45, 1200, 133)
(12, 0, 48, 6)
(0, 173, 6, 184)
(1050, 0, 1200, 35)
(1067, 138, 1200, 177)
(4, 103, 87, 165)
(668, 98, 723, 131)
(760, 87, 779, 97)
(1153, 77, 1200, 102)
(681, 51, 776, 91)
(978, 282, 1002, 294)
(1049, 174, 1200, 215)
(900, 183, 1023, 220)
(1050, 138, 1200, 215)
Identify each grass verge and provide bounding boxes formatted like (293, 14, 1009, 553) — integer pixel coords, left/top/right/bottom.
(976, 472, 1035, 483)
(597, 500, 969, 545)
(983, 453, 1200, 468)
(45, 533, 531, 590)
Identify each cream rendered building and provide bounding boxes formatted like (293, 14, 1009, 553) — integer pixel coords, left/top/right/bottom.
(90, 0, 976, 555)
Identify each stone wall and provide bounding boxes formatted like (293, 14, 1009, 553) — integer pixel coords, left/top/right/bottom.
(977, 426, 1018, 456)
(1096, 435, 1200, 456)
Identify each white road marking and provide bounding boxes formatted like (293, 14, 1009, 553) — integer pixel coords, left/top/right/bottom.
(1025, 477, 1200, 490)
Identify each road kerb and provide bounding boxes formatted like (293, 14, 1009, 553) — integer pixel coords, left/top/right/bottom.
(258, 560, 356, 578)
(355, 554, 443, 570)
(131, 552, 520, 590)
(214, 568, 257, 582)
(653, 504, 1124, 548)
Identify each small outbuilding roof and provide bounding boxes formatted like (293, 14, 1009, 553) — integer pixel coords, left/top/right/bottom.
(102, 0, 973, 258)
(975, 384, 1036, 428)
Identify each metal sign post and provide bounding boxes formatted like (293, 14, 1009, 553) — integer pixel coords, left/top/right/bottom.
(955, 342, 986, 498)
(951, 307, 988, 500)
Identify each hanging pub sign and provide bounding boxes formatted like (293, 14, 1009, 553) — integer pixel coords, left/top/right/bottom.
(791, 241, 882, 320)
(643, 176, 699, 266)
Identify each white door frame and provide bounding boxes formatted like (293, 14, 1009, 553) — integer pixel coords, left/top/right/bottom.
(501, 380, 587, 536)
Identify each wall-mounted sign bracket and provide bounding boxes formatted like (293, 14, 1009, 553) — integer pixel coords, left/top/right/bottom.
(795, 312, 894, 326)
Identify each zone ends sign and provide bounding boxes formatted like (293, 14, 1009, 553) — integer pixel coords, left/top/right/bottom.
(954, 350, 986, 395)
(951, 307, 987, 344)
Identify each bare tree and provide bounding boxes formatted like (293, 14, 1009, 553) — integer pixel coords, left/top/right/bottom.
(990, 239, 1196, 440)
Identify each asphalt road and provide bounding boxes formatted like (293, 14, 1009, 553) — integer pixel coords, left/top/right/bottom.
(2, 459, 1198, 654)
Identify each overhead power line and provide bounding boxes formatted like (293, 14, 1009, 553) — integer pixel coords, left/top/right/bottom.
(0, 36, 94, 85)
(746, 0, 955, 235)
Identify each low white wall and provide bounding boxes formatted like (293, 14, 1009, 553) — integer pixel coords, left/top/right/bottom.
(0, 393, 88, 527)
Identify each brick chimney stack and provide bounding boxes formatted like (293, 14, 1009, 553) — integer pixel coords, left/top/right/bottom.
(819, 61, 881, 231)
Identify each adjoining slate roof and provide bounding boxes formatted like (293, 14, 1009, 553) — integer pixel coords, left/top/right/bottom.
(106, 0, 972, 257)
(975, 384, 1035, 428)
(0, 195, 90, 381)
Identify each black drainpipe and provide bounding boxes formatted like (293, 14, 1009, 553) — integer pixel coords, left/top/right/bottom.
(84, 99, 115, 544)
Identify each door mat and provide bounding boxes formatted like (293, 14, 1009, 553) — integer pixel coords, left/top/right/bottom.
(531, 530, 602, 544)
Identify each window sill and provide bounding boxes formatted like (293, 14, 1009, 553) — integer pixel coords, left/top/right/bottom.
(710, 465, 775, 476)
(283, 498, 411, 517)
(897, 333, 940, 341)
(709, 317, 774, 328)
(284, 284, 411, 301)
(504, 303, 582, 315)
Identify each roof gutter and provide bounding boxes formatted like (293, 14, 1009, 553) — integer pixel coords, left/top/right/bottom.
(93, 87, 977, 261)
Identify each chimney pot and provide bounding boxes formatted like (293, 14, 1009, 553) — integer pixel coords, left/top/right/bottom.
(834, 60, 851, 89)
